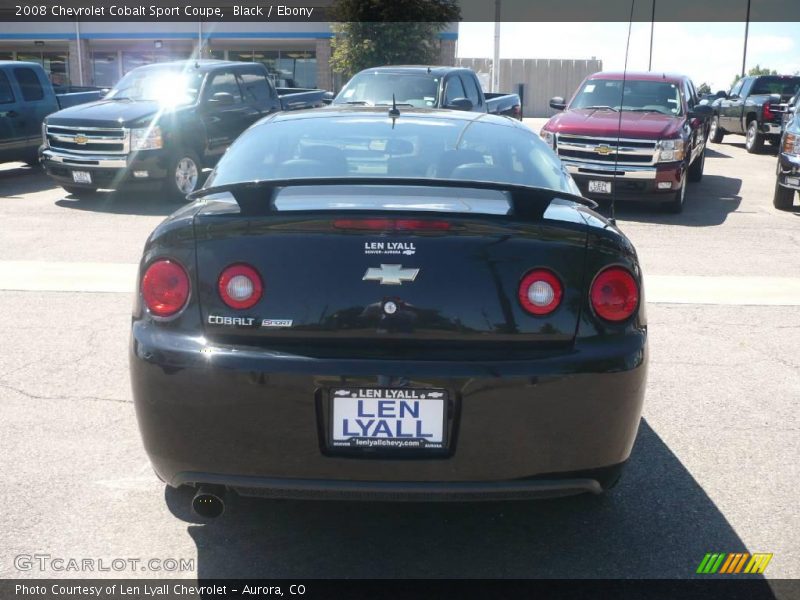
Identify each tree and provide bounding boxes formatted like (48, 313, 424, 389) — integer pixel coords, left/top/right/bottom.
(697, 82, 711, 95)
(731, 64, 778, 88)
(329, 0, 461, 80)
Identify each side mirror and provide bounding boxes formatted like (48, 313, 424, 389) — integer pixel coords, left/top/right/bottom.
(549, 96, 566, 111)
(688, 104, 714, 119)
(444, 97, 473, 111)
(208, 92, 235, 106)
(321, 91, 334, 105)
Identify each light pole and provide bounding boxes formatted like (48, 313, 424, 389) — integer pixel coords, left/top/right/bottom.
(492, 0, 500, 93)
(741, 0, 751, 77)
(648, 0, 655, 71)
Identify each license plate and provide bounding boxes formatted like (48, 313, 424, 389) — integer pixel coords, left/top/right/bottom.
(330, 387, 447, 450)
(72, 171, 92, 184)
(588, 180, 612, 194)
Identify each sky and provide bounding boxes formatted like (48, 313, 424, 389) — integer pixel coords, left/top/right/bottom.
(457, 22, 800, 92)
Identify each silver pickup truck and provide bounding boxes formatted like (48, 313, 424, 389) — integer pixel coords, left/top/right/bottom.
(331, 66, 523, 120)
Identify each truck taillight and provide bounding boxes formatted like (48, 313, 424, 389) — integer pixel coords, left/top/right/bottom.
(763, 103, 774, 121)
(218, 264, 263, 309)
(590, 266, 639, 322)
(518, 269, 563, 316)
(141, 259, 190, 318)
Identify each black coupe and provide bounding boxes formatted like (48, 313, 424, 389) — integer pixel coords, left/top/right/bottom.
(130, 108, 648, 517)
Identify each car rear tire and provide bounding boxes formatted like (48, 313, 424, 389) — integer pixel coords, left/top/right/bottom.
(773, 180, 796, 210)
(709, 116, 724, 143)
(663, 177, 686, 214)
(162, 149, 201, 201)
(745, 120, 764, 154)
(687, 148, 705, 182)
(62, 185, 98, 198)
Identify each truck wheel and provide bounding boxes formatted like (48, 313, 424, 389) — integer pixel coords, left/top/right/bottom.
(709, 116, 724, 143)
(773, 180, 796, 210)
(663, 177, 686, 214)
(687, 148, 705, 182)
(62, 185, 97, 198)
(163, 150, 201, 200)
(745, 120, 763, 154)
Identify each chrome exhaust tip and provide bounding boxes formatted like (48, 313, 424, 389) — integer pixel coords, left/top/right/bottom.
(191, 484, 226, 518)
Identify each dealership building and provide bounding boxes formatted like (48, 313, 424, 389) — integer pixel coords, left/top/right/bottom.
(0, 21, 458, 91)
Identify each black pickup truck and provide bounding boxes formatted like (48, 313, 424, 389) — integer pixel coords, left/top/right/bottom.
(330, 66, 523, 119)
(40, 60, 327, 198)
(709, 74, 800, 153)
(0, 61, 103, 166)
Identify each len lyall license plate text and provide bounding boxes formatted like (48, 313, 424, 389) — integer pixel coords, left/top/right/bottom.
(72, 171, 92, 184)
(589, 180, 612, 194)
(331, 388, 446, 449)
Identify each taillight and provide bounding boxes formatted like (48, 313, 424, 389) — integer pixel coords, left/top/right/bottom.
(590, 266, 639, 322)
(141, 259, 190, 318)
(518, 269, 563, 315)
(333, 219, 451, 231)
(763, 103, 774, 121)
(218, 264, 263, 310)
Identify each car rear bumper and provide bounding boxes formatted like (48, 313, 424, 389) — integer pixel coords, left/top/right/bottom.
(40, 148, 169, 189)
(171, 467, 630, 501)
(131, 322, 648, 498)
(564, 160, 685, 201)
(777, 151, 800, 190)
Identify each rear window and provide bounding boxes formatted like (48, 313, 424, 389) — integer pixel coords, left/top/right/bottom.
(13, 67, 44, 101)
(205, 114, 577, 196)
(751, 76, 800, 96)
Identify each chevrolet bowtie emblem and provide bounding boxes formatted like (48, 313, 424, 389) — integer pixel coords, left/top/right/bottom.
(595, 144, 614, 155)
(73, 134, 89, 145)
(362, 264, 419, 285)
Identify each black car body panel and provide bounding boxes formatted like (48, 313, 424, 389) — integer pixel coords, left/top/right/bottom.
(130, 109, 648, 501)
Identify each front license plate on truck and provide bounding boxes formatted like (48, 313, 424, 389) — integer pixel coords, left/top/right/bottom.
(72, 171, 92, 184)
(330, 387, 447, 450)
(588, 180, 612, 194)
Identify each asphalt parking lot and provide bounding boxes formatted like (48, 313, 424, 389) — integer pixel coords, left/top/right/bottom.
(1, 119, 798, 584)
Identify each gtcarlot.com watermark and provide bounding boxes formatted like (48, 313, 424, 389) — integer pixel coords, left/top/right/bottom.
(14, 554, 195, 573)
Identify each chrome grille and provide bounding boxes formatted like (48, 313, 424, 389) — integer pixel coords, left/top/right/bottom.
(46, 124, 129, 155)
(556, 134, 658, 166)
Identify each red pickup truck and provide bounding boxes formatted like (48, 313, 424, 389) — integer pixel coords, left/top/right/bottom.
(540, 71, 713, 212)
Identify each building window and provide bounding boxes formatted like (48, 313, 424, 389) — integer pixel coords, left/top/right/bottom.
(16, 51, 69, 87)
(228, 49, 316, 88)
(0, 52, 13, 61)
(91, 52, 118, 87)
(122, 49, 192, 76)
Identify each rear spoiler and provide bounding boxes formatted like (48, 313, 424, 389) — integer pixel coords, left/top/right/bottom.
(187, 177, 598, 220)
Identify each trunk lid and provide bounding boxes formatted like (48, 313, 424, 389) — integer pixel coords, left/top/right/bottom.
(192, 186, 589, 358)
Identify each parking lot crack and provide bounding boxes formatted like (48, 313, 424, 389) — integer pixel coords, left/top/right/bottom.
(0, 381, 131, 405)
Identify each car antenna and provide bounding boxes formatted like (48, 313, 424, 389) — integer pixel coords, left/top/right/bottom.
(610, 0, 636, 226)
(389, 93, 401, 117)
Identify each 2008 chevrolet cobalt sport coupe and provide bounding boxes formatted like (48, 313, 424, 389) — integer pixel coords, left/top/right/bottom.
(130, 107, 647, 517)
